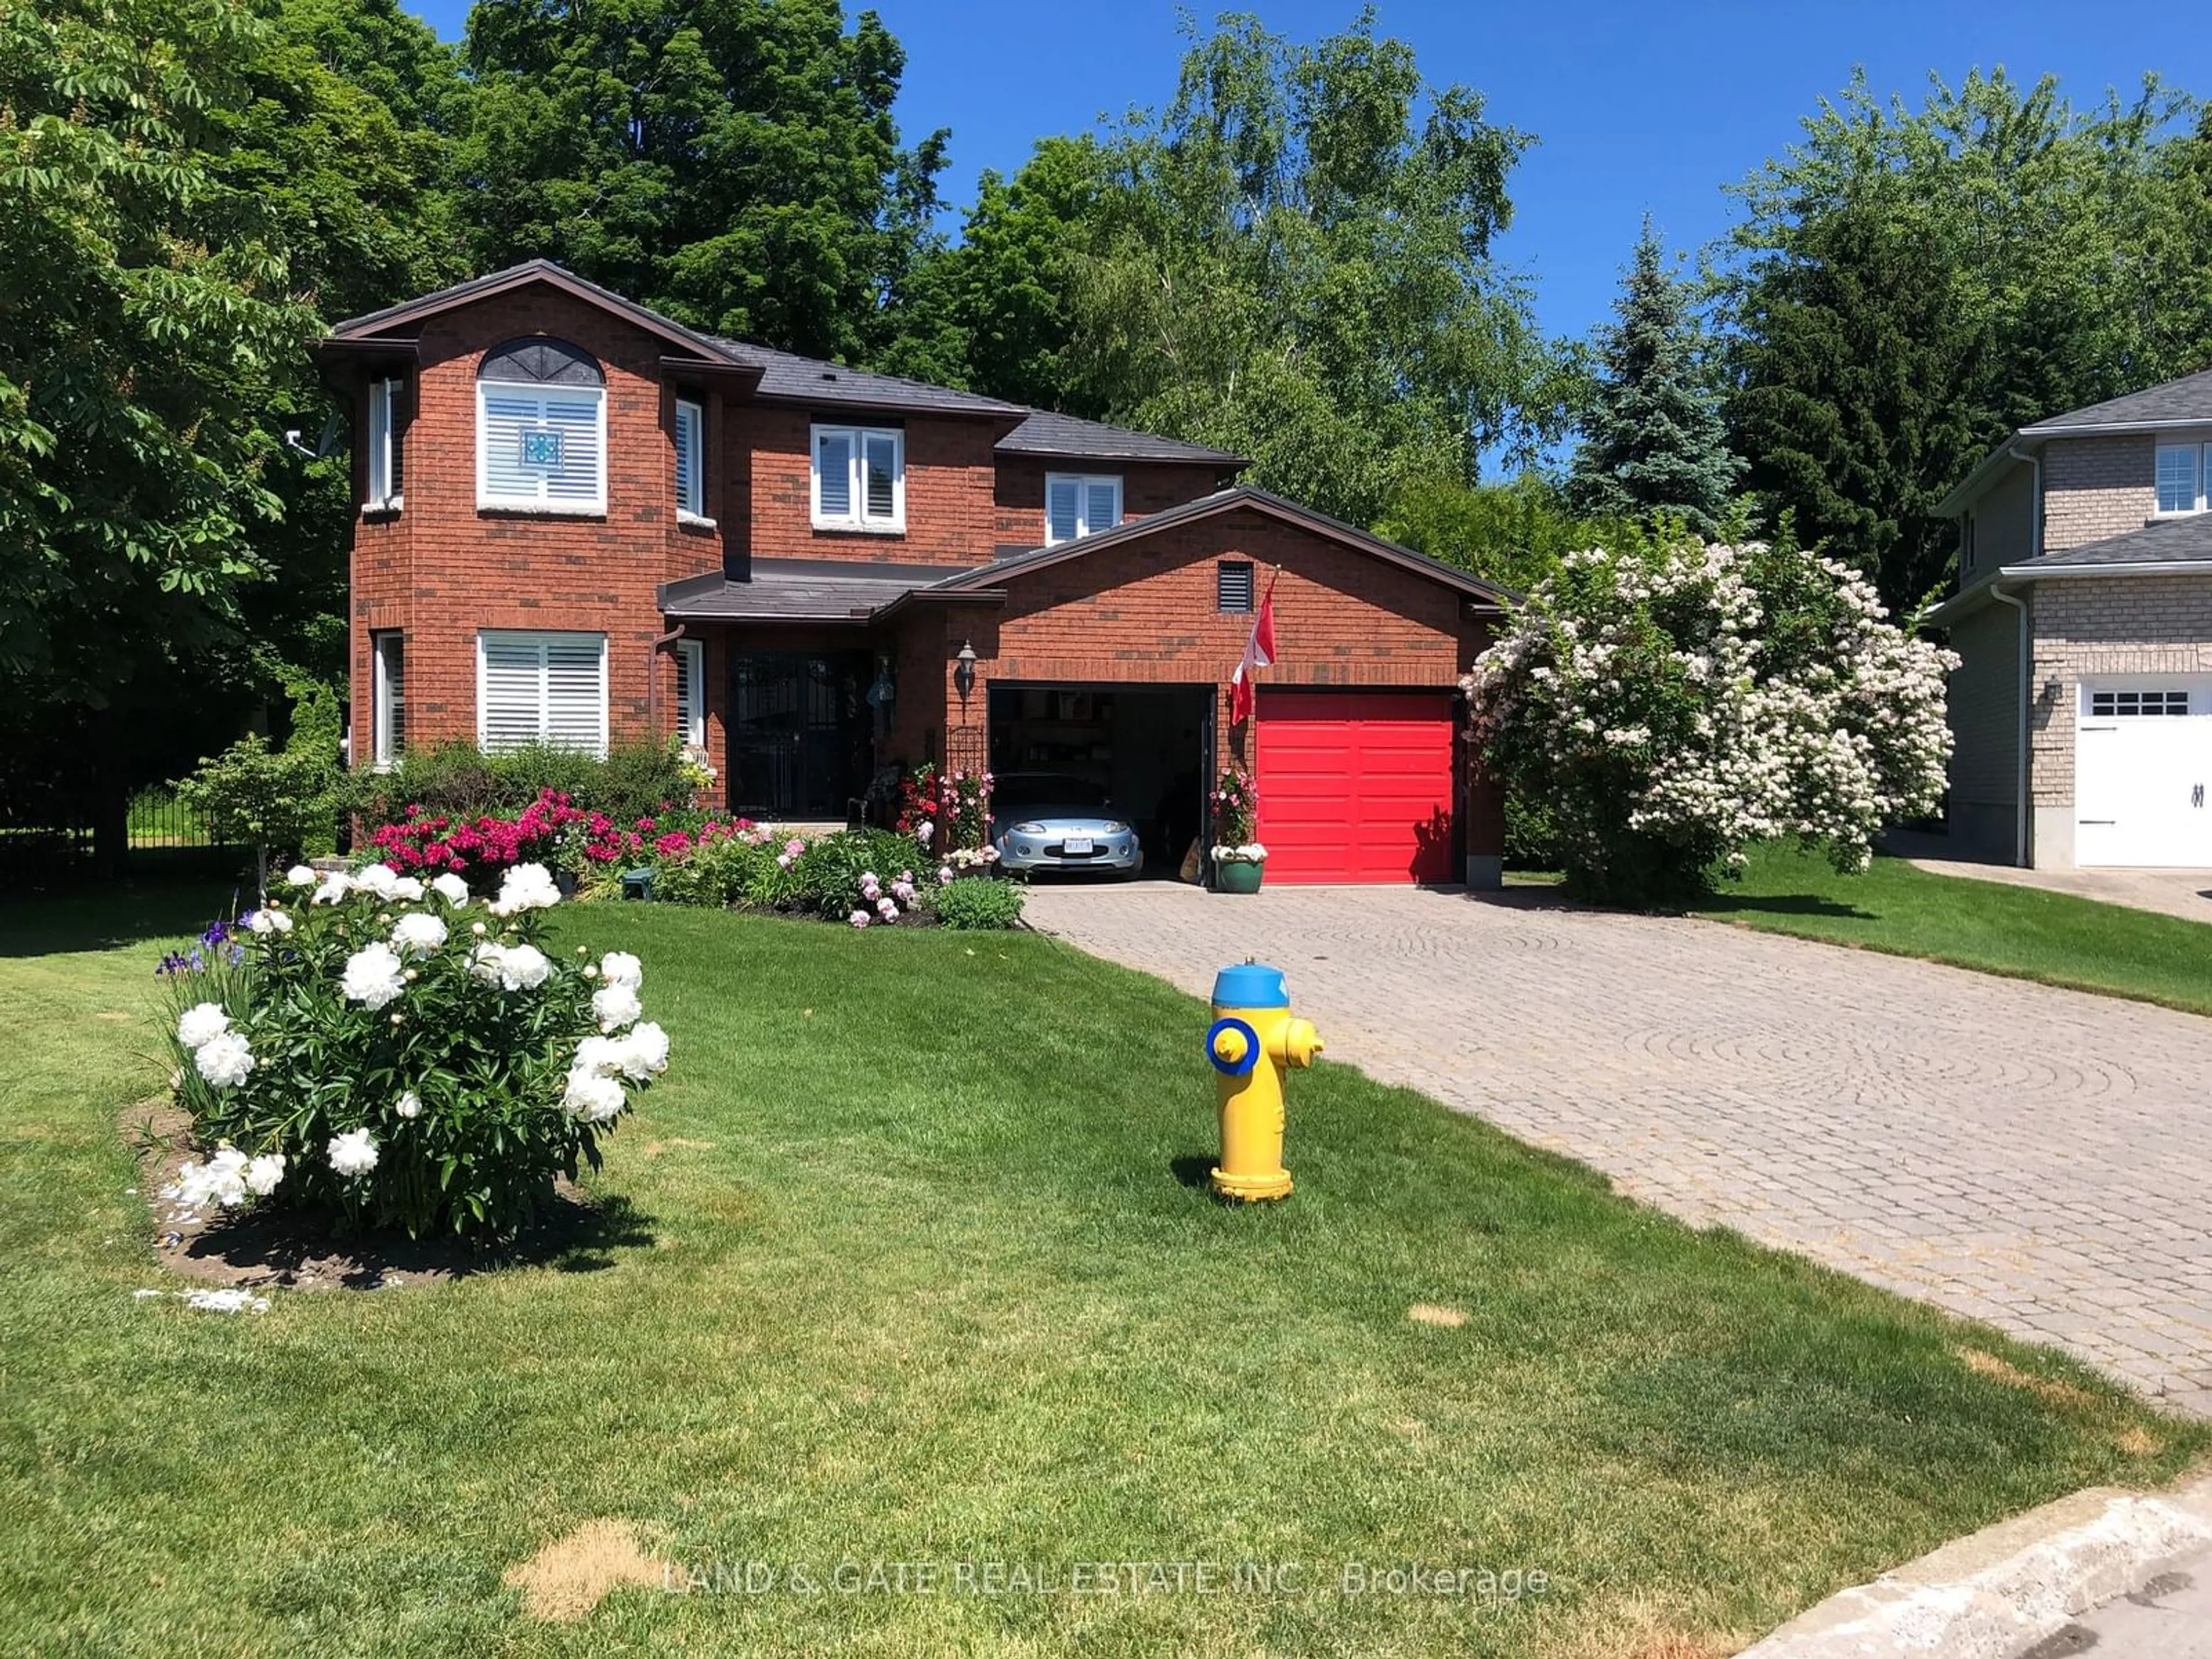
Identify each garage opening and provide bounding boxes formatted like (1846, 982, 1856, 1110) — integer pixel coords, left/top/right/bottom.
(987, 684, 1214, 878)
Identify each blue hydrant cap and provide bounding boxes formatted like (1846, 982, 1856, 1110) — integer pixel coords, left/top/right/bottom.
(1211, 961, 1289, 1009)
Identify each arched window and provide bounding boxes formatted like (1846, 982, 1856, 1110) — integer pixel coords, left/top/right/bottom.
(476, 337, 607, 512)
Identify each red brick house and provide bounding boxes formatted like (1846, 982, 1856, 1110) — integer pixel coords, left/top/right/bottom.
(316, 262, 1507, 885)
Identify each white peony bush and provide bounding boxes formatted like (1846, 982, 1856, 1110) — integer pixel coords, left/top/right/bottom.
(1464, 529, 1957, 903)
(159, 861, 670, 1240)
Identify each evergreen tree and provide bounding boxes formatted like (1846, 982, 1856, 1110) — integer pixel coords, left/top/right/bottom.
(1567, 221, 1740, 536)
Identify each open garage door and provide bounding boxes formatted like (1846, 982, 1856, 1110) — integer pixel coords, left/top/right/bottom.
(1255, 690, 1456, 883)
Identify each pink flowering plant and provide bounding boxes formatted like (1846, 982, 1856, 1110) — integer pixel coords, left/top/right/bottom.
(1464, 527, 1956, 903)
(1210, 764, 1264, 864)
(157, 860, 669, 1241)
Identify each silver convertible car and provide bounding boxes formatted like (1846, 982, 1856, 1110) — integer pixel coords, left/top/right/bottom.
(988, 772, 1142, 876)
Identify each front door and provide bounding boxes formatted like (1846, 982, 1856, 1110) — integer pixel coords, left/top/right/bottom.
(727, 652, 872, 819)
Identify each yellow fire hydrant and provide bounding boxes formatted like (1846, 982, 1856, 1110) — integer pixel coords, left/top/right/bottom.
(1206, 961, 1323, 1202)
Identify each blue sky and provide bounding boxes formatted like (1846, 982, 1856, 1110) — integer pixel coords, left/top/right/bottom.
(400, 1, 2209, 348)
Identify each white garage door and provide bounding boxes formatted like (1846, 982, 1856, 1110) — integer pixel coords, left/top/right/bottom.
(2075, 684, 2212, 867)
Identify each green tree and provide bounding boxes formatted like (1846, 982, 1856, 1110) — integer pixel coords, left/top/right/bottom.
(1376, 472, 1620, 597)
(454, 0, 949, 363)
(1722, 69, 2212, 613)
(1058, 8, 1557, 524)
(1568, 221, 1740, 536)
(882, 135, 1107, 406)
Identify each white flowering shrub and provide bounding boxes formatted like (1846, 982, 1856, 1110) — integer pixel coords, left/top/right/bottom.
(1464, 530, 1957, 903)
(158, 862, 669, 1241)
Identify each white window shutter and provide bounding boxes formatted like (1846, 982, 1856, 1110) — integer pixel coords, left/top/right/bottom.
(675, 639, 704, 746)
(366, 381, 392, 505)
(543, 635, 608, 755)
(1085, 476, 1121, 535)
(482, 391, 541, 502)
(479, 634, 545, 752)
(1046, 474, 1081, 544)
(816, 430, 853, 518)
(862, 430, 900, 520)
(540, 394, 602, 506)
(675, 399, 702, 516)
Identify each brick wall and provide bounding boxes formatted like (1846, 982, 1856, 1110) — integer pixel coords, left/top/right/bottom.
(2027, 575, 2212, 804)
(991, 459, 1226, 548)
(738, 406, 1010, 567)
(2042, 434, 2160, 553)
(347, 289, 719, 766)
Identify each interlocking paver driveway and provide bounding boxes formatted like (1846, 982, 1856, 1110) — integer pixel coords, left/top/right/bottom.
(1024, 882, 2212, 1416)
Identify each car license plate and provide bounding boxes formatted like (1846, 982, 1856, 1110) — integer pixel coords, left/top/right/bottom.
(1061, 837, 1094, 855)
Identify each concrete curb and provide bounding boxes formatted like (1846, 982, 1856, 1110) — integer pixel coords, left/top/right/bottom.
(1738, 1475, 2212, 1657)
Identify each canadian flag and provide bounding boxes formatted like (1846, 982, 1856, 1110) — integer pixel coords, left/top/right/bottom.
(1229, 571, 1278, 727)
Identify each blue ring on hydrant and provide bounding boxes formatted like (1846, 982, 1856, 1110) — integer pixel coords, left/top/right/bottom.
(1206, 1017, 1261, 1077)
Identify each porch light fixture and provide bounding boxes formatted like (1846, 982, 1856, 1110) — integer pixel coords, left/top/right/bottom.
(866, 653, 896, 711)
(954, 639, 978, 704)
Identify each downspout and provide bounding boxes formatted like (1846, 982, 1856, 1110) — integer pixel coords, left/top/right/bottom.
(1995, 441, 2043, 869)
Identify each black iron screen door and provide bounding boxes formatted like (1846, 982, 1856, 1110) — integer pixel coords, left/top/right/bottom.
(726, 653, 871, 818)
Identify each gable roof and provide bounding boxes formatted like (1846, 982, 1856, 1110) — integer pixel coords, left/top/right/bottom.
(922, 484, 1512, 607)
(997, 409, 1247, 467)
(1939, 363, 2212, 516)
(2021, 366, 2212, 435)
(328, 260, 742, 363)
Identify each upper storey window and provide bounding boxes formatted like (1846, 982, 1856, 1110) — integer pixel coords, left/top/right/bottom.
(478, 337, 607, 514)
(675, 397, 705, 520)
(1045, 472, 1122, 545)
(365, 377, 404, 512)
(2156, 443, 2210, 516)
(812, 423, 904, 532)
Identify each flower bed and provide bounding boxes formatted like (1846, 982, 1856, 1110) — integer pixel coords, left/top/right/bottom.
(358, 766, 1026, 931)
(158, 861, 668, 1241)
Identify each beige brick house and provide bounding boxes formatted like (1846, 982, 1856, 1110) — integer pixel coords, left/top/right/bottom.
(1931, 367, 2212, 868)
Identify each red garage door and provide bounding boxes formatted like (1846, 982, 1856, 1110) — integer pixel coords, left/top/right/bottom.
(1253, 690, 1457, 884)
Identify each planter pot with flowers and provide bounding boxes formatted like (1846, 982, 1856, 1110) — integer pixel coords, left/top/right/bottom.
(1209, 764, 1265, 892)
(1213, 844, 1267, 892)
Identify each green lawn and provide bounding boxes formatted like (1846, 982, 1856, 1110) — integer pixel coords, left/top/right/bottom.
(1, 885, 2201, 1658)
(1699, 844, 2212, 1016)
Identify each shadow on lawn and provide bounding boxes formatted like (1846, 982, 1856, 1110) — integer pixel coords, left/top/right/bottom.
(0, 882, 238, 959)
(162, 1190, 660, 1290)
(1700, 892, 1874, 921)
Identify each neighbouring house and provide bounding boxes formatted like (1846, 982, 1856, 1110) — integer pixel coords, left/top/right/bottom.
(315, 261, 1508, 885)
(1932, 365, 2212, 869)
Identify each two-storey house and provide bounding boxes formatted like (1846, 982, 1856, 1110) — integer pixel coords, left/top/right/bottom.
(315, 262, 1509, 885)
(1933, 366, 2212, 869)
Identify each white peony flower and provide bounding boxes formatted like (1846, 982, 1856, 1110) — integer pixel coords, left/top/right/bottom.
(244, 907, 294, 936)
(592, 981, 642, 1031)
(391, 876, 425, 902)
(393, 1090, 422, 1120)
(561, 1070, 626, 1124)
(389, 912, 448, 957)
(497, 942, 552, 991)
(340, 942, 408, 1010)
(176, 1002, 230, 1051)
(597, 951, 643, 988)
(431, 872, 471, 907)
(285, 864, 317, 887)
(468, 941, 507, 984)
(311, 873, 354, 906)
(193, 1031, 256, 1089)
(327, 1127, 380, 1176)
(168, 1145, 254, 1209)
(616, 1021, 670, 1080)
(571, 1034, 624, 1078)
(354, 863, 403, 901)
(243, 1152, 286, 1196)
(488, 862, 562, 916)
